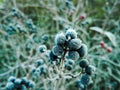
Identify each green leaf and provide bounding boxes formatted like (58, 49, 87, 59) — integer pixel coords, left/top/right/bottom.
(90, 26, 117, 47)
(104, 31, 117, 47)
(90, 27, 104, 34)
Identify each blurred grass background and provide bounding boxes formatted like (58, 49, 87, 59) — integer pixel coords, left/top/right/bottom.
(0, 0, 120, 90)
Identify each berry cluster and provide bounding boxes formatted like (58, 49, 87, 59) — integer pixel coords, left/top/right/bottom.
(32, 59, 48, 77)
(6, 76, 35, 90)
(75, 59, 96, 89)
(48, 28, 96, 89)
(49, 28, 88, 62)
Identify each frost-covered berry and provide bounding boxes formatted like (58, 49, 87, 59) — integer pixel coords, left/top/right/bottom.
(8, 76, 16, 82)
(78, 44, 88, 58)
(52, 45, 64, 57)
(55, 33, 66, 46)
(35, 59, 44, 67)
(49, 51, 58, 61)
(67, 59, 75, 65)
(68, 51, 79, 60)
(38, 45, 47, 53)
(85, 65, 96, 75)
(6, 82, 15, 90)
(14, 78, 22, 88)
(80, 74, 91, 85)
(65, 29, 77, 39)
(41, 34, 49, 42)
(21, 77, 29, 86)
(79, 59, 89, 68)
(65, 64, 73, 71)
(40, 65, 47, 75)
(28, 80, 35, 88)
(32, 68, 40, 77)
(68, 38, 82, 50)
(75, 80, 84, 89)
(21, 85, 27, 90)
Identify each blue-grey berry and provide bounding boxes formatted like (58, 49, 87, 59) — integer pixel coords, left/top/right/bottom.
(68, 51, 79, 60)
(80, 74, 91, 85)
(68, 38, 82, 50)
(35, 59, 44, 67)
(65, 64, 73, 71)
(21, 77, 29, 86)
(75, 80, 85, 89)
(65, 29, 77, 39)
(21, 85, 27, 90)
(49, 51, 58, 61)
(33, 68, 40, 77)
(6, 82, 14, 90)
(8, 76, 16, 82)
(14, 78, 22, 88)
(85, 65, 96, 75)
(66, 59, 75, 65)
(75, 80, 81, 88)
(78, 44, 88, 58)
(38, 45, 47, 53)
(41, 34, 49, 42)
(79, 59, 89, 68)
(52, 45, 64, 57)
(40, 65, 47, 75)
(55, 33, 66, 46)
(28, 80, 35, 88)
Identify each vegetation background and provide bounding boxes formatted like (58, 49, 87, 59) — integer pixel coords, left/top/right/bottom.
(0, 0, 120, 90)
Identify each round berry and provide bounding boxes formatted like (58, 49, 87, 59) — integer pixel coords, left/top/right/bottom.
(100, 41, 106, 48)
(67, 59, 75, 65)
(65, 64, 73, 71)
(38, 45, 47, 53)
(78, 44, 88, 58)
(49, 51, 58, 61)
(41, 34, 49, 42)
(28, 80, 35, 88)
(75, 80, 85, 89)
(106, 47, 112, 52)
(52, 45, 64, 57)
(35, 59, 44, 67)
(68, 38, 82, 50)
(55, 33, 66, 46)
(68, 51, 79, 60)
(79, 59, 89, 68)
(85, 65, 96, 75)
(40, 65, 47, 75)
(14, 78, 22, 88)
(65, 29, 77, 39)
(8, 76, 16, 83)
(6, 82, 15, 90)
(80, 74, 91, 85)
(21, 77, 29, 86)
(80, 15, 85, 20)
(33, 68, 40, 77)
(21, 85, 27, 90)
